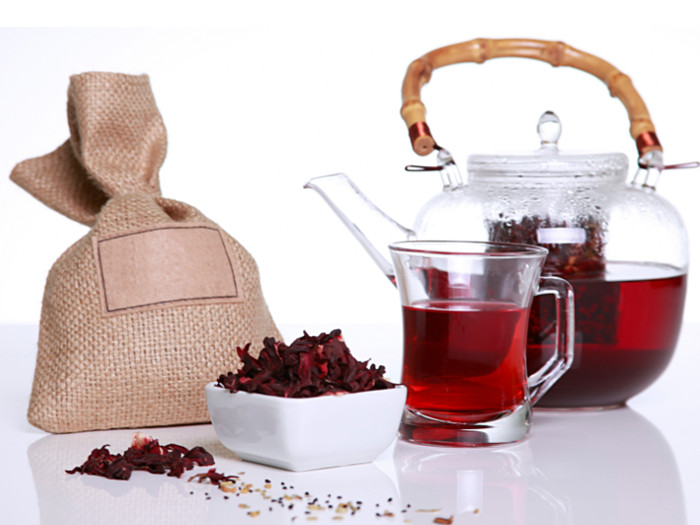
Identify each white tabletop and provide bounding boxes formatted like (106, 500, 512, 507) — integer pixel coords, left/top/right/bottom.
(1, 322, 698, 525)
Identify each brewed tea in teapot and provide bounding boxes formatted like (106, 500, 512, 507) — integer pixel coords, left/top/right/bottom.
(306, 38, 696, 408)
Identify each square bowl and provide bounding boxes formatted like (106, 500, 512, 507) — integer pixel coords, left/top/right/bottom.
(205, 383, 406, 471)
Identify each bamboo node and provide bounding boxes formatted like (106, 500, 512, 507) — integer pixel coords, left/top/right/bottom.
(412, 57, 433, 84)
(543, 41, 567, 67)
(474, 38, 490, 64)
(606, 71, 631, 98)
(401, 99, 425, 112)
(630, 117, 654, 127)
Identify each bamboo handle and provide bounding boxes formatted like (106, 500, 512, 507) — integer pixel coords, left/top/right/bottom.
(401, 38, 661, 157)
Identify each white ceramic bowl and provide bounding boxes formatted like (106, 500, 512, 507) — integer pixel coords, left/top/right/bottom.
(205, 383, 407, 471)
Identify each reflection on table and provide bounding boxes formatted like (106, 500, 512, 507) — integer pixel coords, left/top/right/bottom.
(395, 407, 685, 524)
(27, 406, 684, 525)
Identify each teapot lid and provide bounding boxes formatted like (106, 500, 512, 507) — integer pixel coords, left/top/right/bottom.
(467, 111, 628, 179)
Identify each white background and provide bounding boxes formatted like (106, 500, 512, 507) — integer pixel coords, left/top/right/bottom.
(1, 2, 699, 330)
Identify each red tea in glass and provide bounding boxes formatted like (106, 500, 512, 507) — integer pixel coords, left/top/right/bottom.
(402, 300, 528, 421)
(389, 240, 574, 446)
(527, 262, 687, 408)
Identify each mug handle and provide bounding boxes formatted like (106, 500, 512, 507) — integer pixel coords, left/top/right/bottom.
(527, 276, 575, 404)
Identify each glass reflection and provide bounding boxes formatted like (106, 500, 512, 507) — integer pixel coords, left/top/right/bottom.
(27, 408, 685, 524)
(530, 408, 686, 525)
(393, 407, 686, 524)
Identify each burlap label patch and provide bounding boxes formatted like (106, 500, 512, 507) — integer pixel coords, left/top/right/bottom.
(94, 223, 243, 314)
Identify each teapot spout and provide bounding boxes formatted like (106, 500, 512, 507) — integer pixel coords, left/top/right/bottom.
(304, 173, 415, 284)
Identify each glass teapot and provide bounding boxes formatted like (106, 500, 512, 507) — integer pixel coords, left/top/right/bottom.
(305, 38, 697, 408)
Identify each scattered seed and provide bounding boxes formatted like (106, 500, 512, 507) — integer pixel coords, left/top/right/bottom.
(220, 481, 236, 493)
(69, 435, 440, 524)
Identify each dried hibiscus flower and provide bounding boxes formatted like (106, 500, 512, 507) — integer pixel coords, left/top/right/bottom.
(217, 329, 395, 398)
(188, 468, 239, 486)
(487, 214, 606, 277)
(66, 432, 214, 480)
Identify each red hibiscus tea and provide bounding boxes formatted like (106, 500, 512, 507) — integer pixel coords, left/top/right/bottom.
(402, 300, 529, 421)
(527, 262, 687, 407)
(390, 240, 573, 446)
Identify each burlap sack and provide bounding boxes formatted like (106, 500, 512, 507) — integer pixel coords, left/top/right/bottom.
(10, 72, 281, 433)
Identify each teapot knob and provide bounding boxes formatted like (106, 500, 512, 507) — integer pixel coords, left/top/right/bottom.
(537, 110, 562, 149)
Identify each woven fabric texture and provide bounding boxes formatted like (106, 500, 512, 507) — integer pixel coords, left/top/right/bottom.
(10, 72, 280, 433)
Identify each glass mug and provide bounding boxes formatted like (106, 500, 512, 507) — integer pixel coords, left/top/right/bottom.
(389, 240, 574, 446)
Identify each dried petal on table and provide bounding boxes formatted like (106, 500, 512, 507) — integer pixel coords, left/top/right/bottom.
(65, 432, 214, 480)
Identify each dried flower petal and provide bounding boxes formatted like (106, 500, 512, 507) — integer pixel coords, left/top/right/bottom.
(216, 330, 396, 398)
(488, 214, 605, 277)
(66, 432, 214, 480)
(487, 214, 610, 345)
